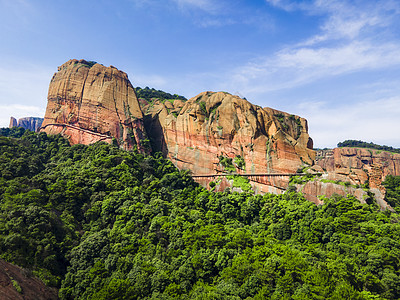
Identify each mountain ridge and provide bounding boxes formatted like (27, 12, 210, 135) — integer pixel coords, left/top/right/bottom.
(31, 59, 400, 206)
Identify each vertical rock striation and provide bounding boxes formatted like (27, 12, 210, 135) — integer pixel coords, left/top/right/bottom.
(9, 117, 43, 132)
(41, 59, 147, 151)
(315, 147, 400, 189)
(142, 91, 315, 192)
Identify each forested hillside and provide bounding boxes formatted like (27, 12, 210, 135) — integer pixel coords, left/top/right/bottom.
(1, 128, 400, 299)
(337, 140, 400, 154)
(135, 86, 187, 102)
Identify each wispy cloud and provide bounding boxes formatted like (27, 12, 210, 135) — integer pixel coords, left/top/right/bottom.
(170, 0, 274, 29)
(172, 0, 221, 14)
(0, 0, 36, 28)
(232, 0, 400, 94)
(131, 73, 169, 89)
(233, 40, 400, 95)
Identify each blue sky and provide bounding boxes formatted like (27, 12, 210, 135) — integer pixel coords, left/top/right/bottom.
(1, 0, 400, 148)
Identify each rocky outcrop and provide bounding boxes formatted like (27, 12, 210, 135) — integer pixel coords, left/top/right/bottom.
(315, 147, 400, 190)
(0, 259, 58, 300)
(9, 117, 43, 132)
(40, 59, 147, 151)
(9, 117, 17, 128)
(142, 91, 315, 189)
(283, 147, 400, 210)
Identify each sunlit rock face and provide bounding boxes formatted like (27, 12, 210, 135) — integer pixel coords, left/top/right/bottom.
(315, 147, 400, 190)
(41, 59, 147, 151)
(142, 91, 315, 190)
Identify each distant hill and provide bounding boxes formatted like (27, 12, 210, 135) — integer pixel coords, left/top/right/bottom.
(135, 86, 187, 102)
(337, 139, 400, 154)
(9, 117, 43, 132)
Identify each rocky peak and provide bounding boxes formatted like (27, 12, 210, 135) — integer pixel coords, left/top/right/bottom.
(9, 117, 44, 132)
(41, 59, 147, 151)
(9, 117, 17, 128)
(143, 91, 315, 192)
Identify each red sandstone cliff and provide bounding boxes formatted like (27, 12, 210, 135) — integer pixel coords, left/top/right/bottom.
(142, 91, 315, 192)
(290, 147, 400, 209)
(315, 147, 400, 189)
(39, 60, 399, 207)
(40, 59, 147, 151)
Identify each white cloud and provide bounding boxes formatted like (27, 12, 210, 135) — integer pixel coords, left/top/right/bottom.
(0, 104, 45, 128)
(131, 73, 169, 89)
(276, 40, 400, 74)
(170, 0, 275, 29)
(231, 0, 400, 94)
(296, 97, 400, 148)
(0, 64, 52, 128)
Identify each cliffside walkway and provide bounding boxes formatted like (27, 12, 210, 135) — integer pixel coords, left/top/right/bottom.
(40, 123, 113, 140)
(192, 173, 306, 178)
(192, 173, 306, 187)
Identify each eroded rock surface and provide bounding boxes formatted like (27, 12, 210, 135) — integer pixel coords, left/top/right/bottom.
(315, 148, 400, 190)
(41, 59, 147, 151)
(142, 91, 315, 189)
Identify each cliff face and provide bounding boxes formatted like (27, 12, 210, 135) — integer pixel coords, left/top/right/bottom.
(286, 147, 400, 209)
(41, 59, 147, 151)
(315, 147, 400, 189)
(9, 117, 43, 132)
(142, 91, 315, 189)
(38, 59, 399, 207)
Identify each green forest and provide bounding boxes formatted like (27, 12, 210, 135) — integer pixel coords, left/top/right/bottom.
(1, 127, 400, 299)
(135, 87, 187, 102)
(337, 140, 400, 154)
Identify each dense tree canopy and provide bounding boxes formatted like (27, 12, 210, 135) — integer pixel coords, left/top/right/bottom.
(337, 140, 400, 154)
(1, 128, 400, 299)
(135, 86, 187, 102)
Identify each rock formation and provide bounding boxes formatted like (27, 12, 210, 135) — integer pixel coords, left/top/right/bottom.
(40, 59, 147, 151)
(39, 59, 399, 208)
(9, 117, 17, 128)
(283, 147, 400, 209)
(0, 259, 58, 300)
(9, 117, 43, 132)
(142, 91, 315, 193)
(315, 147, 400, 189)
